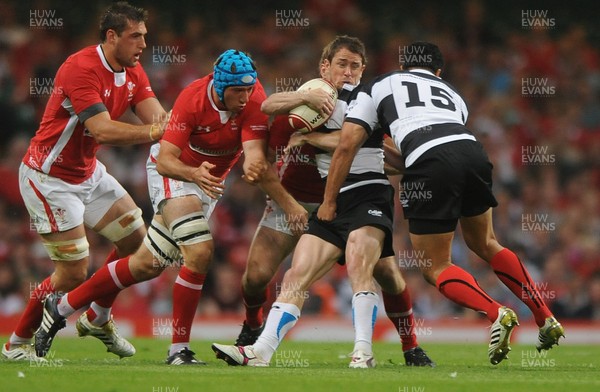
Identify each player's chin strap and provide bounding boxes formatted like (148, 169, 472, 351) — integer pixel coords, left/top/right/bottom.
(42, 237, 89, 261)
(98, 208, 144, 242)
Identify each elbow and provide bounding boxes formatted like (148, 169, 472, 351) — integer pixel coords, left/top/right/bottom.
(155, 157, 168, 177)
(261, 100, 275, 115)
(92, 131, 111, 145)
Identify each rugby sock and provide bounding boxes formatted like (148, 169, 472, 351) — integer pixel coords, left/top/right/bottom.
(56, 257, 136, 317)
(169, 266, 205, 354)
(351, 291, 379, 354)
(242, 287, 269, 329)
(11, 277, 54, 343)
(382, 289, 418, 351)
(87, 303, 112, 327)
(86, 248, 120, 324)
(253, 302, 300, 363)
(436, 264, 501, 322)
(490, 248, 552, 327)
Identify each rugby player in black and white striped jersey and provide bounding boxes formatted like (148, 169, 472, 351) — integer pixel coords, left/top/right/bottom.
(320, 41, 564, 365)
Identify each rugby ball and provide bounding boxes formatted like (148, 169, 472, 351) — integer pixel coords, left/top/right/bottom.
(288, 78, 338, 133)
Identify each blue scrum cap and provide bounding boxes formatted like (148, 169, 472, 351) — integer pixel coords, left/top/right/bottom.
(213, 49, 257, 102)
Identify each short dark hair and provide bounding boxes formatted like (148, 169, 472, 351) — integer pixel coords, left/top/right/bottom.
(99, 1, 148, 42)
(401, 41, 444, 73)
(319, 35, 367, 69)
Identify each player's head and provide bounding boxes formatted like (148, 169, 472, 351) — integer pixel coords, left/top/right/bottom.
(400, 41, 444, 75)
(99, 2, 148, 68)
(319, 35, 367, 90)
(213, 49, 257, 112)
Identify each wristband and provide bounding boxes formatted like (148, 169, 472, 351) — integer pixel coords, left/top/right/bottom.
(149, 123, 161, 141)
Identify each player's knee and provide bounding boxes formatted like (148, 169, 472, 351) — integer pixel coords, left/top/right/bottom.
(143, 219, 182, 271)
(170, 211, 212, 245)
(43, 237, 89, 262)
(99, 208, 145, 247)
(243, 266, 272, 291)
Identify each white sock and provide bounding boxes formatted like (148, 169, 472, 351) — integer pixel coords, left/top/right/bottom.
(169, 343, 189, 357)
(57, 293, 76, 318)
(253, 302, 300, 363)
(8, 333, 31, 347)
(88, 302, 111, 326)
(351, 291, 379, 354)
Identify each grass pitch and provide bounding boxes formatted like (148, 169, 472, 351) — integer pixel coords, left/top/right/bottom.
(1, 337, 598, 392)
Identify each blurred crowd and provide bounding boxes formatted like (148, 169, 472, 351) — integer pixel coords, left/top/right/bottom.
(1, 0, 599, 325)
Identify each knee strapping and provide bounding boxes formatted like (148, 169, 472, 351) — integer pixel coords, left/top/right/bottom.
(169, 212, 212, 245)
(43, 237, 89, 261)
(98, 208, 144, 242)
(143, 218, 182, 267)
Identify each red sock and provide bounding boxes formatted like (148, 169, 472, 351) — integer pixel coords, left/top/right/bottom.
(13, 277, 55, 339)
(87, 248, 119, 321)
(171, 266, 205, 344)
(63, 257, 136, 311)
(436, 264, 501, 322)
(490, 248, 552, 327)
(243, 286, 269, 329)
(382, 288, 418, 351)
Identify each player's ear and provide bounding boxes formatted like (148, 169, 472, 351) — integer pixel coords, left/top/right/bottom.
(319, 60, 330, 78)
(106, 28, 118, 43)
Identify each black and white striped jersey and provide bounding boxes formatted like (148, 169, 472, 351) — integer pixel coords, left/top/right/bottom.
(345, 69, 474, 168)
(315, 83, 389, 193)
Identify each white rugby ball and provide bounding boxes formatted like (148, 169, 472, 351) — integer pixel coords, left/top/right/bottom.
(288, 78, 338, 133)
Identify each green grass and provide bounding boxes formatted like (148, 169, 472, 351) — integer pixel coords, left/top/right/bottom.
(1, 337, 598, 392)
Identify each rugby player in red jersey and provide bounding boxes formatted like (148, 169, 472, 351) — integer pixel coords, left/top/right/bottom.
(3, 2, 168, 363)
(34, 49, 308, 365)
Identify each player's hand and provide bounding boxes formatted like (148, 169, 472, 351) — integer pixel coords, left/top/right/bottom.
(317, 201, 336, 221)
(283, 132, 307, 154)
(149, 110, 172, 141)
(286, 205, 309, 236)
(192, 161, 224, 199)
(242, 161, 269, 184)
(303, 88, 334, 119)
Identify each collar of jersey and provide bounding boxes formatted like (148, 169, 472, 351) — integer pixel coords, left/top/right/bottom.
(408, 69, 435, 76)
(96, 45, 126, 87)
(207, 79, 233, 124)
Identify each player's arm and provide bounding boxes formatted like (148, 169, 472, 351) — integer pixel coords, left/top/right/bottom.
(133, 97, 170, 126)
(285, 130, 340, 153)
(83, 111, 167, 145)
(383, 136, 404, 175)
(317, 122, 368, 221)
(243, 139, 308, 235)
(156, 140, 224, 199)
(261, 89, 334, 117)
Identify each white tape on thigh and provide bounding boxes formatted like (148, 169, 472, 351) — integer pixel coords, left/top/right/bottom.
(98, 208, 144, 242)
(42, 237, 89, 261)
(169, 212, 212, 245)
(143, 218, 182, 267)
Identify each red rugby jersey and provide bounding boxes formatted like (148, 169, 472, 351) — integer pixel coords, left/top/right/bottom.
(269, 115, 324, 204)
(23, 45, 155, 183)
(160, 75, 268, 179)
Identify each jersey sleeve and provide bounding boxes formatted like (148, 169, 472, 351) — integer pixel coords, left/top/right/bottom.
(62, 61, 107, 123)
(160, 87, 195, 150)
(267, 115, 292, 151)
(345, 84, 379, 135)
(131, 64, 156, 107)
(241, 81, 268, 142)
